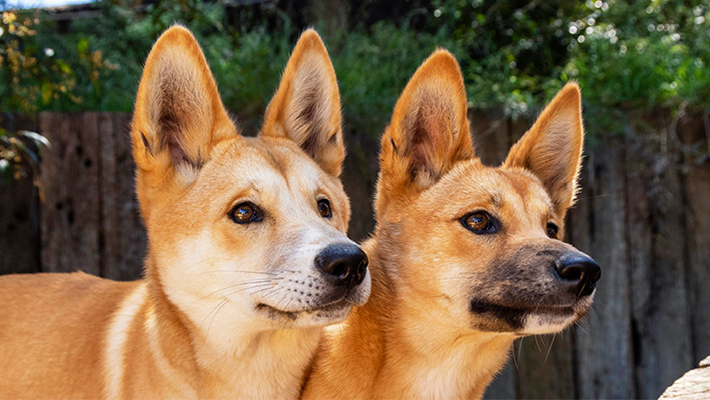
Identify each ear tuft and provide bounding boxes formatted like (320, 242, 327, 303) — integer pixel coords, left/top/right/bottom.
(261, 29, 344, 177)
(504, 82, 584, 216)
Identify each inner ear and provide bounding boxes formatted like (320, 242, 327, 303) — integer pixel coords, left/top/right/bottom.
(285, 56, 338, 158)
(158, 98, 198, 168)
(381, 50, 474, 191)
(132, 26, 235, 178)
(504, 83, 584, 215)
(402, 91, 458, 185)
(261, 29, 344, 177)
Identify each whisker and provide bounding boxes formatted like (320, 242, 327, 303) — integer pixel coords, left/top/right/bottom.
(205, 299, 230, 339)
(575, 321, 589, 335)
(199, 298, 228, 334)
(576, 280, 588, 300)
(208, 270, 279, 275)
(248, 285, 281, 297)
(201, 279, 282, 299)
(535, 334, 542, 352)
(514, 337, 523, 371)
(544, 333, 556, 363)
(223, 282, 276, 296)
(204, 269, 299, 275)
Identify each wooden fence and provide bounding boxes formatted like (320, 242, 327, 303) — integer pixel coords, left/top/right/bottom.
(1, 111, 708, 399)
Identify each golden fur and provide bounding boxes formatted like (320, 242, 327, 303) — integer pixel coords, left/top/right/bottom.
(0, 26, 371, 399)
(302, 50, 599, 399)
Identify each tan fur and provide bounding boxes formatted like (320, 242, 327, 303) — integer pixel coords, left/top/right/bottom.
(303, 51, 597, 399)
(0, 26, 370, 399)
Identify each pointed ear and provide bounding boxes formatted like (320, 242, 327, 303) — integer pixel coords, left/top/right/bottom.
(504, 83, 584, 216)
(131, 25, 236, 186)
(261, 29, 344, 177)
(378, 50, 474, 197)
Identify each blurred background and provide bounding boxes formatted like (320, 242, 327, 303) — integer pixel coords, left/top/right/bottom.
(0, 0, 708, 398)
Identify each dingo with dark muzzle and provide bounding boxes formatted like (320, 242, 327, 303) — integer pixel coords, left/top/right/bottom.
(303, 50, 600, 400)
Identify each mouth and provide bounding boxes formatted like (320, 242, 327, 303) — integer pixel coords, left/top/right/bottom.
(470, 296, 593, 333)
(470, 300, 576, 317)
(255, 297, 354, 322)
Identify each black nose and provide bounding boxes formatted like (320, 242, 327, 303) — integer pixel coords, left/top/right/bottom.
(554, 253, 601, 297)
(314, 243, 368, 289)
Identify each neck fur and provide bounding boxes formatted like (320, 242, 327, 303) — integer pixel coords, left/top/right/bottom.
(303, 235, 515, 400)
(142, 259, 322, 399)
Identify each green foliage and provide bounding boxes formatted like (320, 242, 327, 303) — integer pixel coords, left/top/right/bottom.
(0, 0, 707, 140)
(425, 0, 710, 131)
(565, 1, 710, 110)
(333, 22, 462, 141)
(0, 7, 111, 113)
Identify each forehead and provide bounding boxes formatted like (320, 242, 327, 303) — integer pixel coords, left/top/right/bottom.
(205, 136, 329, 190)
(423, 160, 554, 216)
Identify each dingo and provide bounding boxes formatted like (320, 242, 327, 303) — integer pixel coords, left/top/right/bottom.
(0, 26, 370, 399)
(302, 50, 600, 399)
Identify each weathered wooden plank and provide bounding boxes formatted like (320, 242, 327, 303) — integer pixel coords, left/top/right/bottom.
(341, 134, 377, 242)
(0, 177, 40, 275)
(0, 114, 40, 276)
(573, 144, 635, 398)
(686, 163, 710, 362)
(630, 127, 694, 399)
(680, 116, 710, 365)
(471, 109, 510, 166)
(625, 134, 655, 398)
(99, 112, 146, 281)
(39, 112, 101, 274)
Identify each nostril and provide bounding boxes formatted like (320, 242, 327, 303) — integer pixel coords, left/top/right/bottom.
(558, 264, 584, 282)
(554, 253, 601, 297)
(354, 257, 368, 285)
(357, 259, 367, 276)
(329, 262, 350, 280)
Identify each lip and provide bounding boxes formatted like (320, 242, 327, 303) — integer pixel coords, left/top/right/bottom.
(255, 297, 353, 320)
(469, 299, 576, 316)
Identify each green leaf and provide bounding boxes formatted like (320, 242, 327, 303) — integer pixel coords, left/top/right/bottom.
(41, 82, 53, 105)
(56, 60, 73, 75)
(77, 37, 89, 55)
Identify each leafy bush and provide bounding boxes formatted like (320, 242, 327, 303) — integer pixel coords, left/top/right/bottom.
(0, 7, 111, 113)
(0, 0, 708, 141)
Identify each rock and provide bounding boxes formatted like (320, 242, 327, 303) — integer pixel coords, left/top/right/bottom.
(659, 356, 710, 399)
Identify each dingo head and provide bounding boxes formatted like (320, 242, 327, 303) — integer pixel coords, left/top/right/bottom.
(130, 26, 370, 333)
(375, 50, 600, 336)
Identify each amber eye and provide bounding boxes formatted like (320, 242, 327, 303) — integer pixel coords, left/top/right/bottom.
(547, 222, 559, 239)
(317, 199, 332, 218)
(228, 202, 263, 224)
(461, 211, 498, 234)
